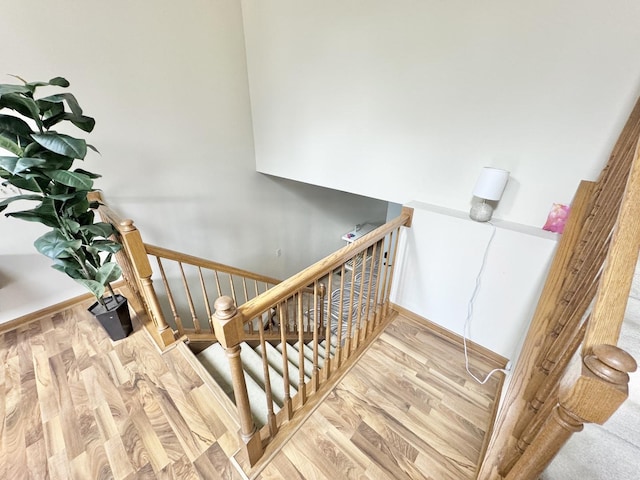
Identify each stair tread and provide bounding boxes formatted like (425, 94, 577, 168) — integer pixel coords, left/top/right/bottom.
(295, 341, 327, 368)
(239, 342, 290, 409)
(197, 343, 278, 428)
(255, 342, 307, 390)
(276, 342, 315, 378)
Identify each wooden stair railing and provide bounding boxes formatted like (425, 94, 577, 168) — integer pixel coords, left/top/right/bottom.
(211, 207, 413, 467)
(91, 193, 283, 349)
(478, 97, 640, 479)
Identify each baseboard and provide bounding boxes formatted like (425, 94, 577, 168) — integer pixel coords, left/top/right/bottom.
(390, 303, 508, 369)
(0, 280, 128, 334)
(0, 292, 95, 333)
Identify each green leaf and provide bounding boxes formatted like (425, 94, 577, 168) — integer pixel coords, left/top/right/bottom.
(87, 240, 122, 254)
(74, 168, 101, 179)
(34, 231, 82, 259)
(0, 193, 43, 208)
(51, 256, 83, 278)
(95, 262, 122, 285)
(48, 192, 81, 201)
(22, 141, 42, 157)
(0, 84, 31, 96)
(2, 174, 45, 192)
(38, 93, 83, 116)
(19, 76, 69, 90)
(62, 218, 80, 234)
(31, 132, 87, 159)
(34, 152, 74, 171)
(0, 156, 47, 175)
(73, 278, 105, 299)
(40, 103, 65, 125)
(51, 263, 83, 280)
(43, 112, 95, 133)
(76, 210, 95, 225)
(0, 136, 23, 156)
(8, 198, 59, 227)
(8, 210, 59, 227)
(45, 169, 93, 189)
(80, 222, 116, 238)
(69, 197, 90, 216)
(0, 93, 43, 130)
(49, 77, 70, 87)
(0, 114, 34, 146)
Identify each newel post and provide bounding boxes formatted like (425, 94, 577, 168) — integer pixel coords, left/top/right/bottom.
(213, 296, 263, 465)
(505, 344, 637, 480)
(118, 219, 176, 347)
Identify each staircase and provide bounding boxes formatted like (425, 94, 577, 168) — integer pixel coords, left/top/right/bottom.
(197, 339, 337, 428)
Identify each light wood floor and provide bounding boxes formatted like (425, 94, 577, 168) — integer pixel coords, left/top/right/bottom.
(0, 301, 502, 479)
(256, 314, 502, 480)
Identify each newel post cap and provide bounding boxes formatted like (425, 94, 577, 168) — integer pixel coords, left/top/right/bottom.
(213, 296, 243, 348)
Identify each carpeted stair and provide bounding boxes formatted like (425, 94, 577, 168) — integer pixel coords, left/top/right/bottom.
(197, 339, 336, 428)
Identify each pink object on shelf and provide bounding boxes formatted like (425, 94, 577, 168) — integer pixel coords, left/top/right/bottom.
(543, 203, 571, 233)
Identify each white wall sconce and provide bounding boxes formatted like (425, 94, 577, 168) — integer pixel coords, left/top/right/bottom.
(469, 167, 510, 222)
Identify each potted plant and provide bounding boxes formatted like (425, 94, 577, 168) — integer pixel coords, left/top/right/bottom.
(0, 75, 132, 340)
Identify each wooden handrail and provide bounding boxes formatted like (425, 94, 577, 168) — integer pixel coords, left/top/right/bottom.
(145, 244, 281, 286)
(90, 192, 177, 348)
(479, 96, 640, 479)
(209, 207, 413, 467)
(583, 136, 640, 351)
(239, 208, 413, 323)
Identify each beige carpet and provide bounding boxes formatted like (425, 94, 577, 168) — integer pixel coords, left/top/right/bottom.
(541, 259, 640, 479)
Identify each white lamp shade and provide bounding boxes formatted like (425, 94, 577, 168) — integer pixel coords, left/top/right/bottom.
(473, 167, 510, 201)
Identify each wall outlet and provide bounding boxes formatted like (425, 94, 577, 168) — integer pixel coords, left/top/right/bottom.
(0, 183, 21, 199)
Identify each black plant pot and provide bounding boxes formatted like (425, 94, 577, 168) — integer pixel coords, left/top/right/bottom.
(89, 294, 133, 341)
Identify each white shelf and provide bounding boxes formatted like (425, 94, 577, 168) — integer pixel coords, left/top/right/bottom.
(341, 223, 380, 243)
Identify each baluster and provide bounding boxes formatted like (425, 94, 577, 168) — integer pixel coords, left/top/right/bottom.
(312, 280, 320, 392)
(363, 242, 378, 338)
(197, 267, 213, 333)
(499, 383, 559, 475)
(378, 229, 393, 320)
(323, 276, 332, 381)
(242, 278, 249, 304)
(155, 257, 184, 335)
(229, 274, 237, 304)
(257, 315, 277, 435)
(382, 227, 401, 318)
(213, 270, 222, 297)
(335, 263, 346, 367)
(212, 296, 263, 466)
(372, 239, 385, 329)
(505, 344, 637, 480)
(119, 219, 175, 347)
(296, 292, 306, 404)
(353, 251, 367, 350)
(513, 322, 587, 441)
(345, 261, 357, 356)
(278, 302, 292, 420)
(178, 262, 201, 333)
(318, 283, 326, 334)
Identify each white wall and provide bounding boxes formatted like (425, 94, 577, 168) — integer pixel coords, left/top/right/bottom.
(392, 202, 558, 359)
(0, 0, 388, 321)
(241, 0, 640, 227)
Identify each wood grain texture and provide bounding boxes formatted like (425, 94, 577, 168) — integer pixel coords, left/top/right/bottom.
(0, 300, 243, 479)
(256, 313, 502, 480)
(1, 297, 501, 479)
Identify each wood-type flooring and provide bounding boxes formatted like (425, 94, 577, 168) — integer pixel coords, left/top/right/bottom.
(0, 301, 502, 479)
(256, 314, 502, 480)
